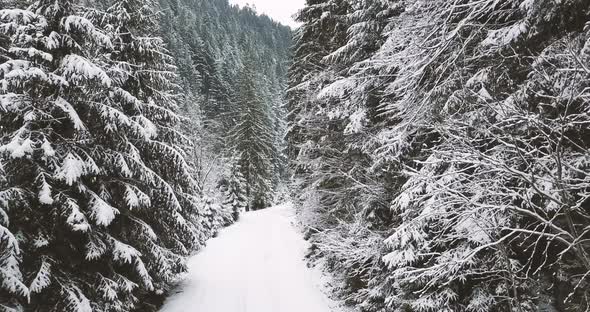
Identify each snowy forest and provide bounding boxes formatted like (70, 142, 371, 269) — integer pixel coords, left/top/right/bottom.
(1, 0, 590, 312)
(289, 1, 590, 311)
(0, 0, 290, 310)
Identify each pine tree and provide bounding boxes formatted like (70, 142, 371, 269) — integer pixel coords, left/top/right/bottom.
(286, 2, 403, 310)
(200, 196, 228, 236)
(0, 0, 205, 310)
(286, 0, 350, 181)
(222, 159, 248, 221)
(289, 0, 590, 311)
(230, 55, 276, 210)
(155, 0, 292, 213)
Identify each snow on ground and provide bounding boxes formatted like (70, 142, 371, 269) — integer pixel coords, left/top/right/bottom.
(160, 203, 337, 312)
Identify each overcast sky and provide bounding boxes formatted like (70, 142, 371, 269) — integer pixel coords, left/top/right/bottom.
(229, 0, 305, 27)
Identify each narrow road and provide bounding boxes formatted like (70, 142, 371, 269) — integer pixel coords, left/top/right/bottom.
(160, 203, 334, 312)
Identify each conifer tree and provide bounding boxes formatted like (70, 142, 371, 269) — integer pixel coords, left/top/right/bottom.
(222, 159, 248, 221)
(0, 0, 205, 310)
(230, 55, 276, 210)
(156, 0, 292, 208)
(289, 0, 590, 311)
(287, 0, 349, 166)
(200, 196, 228, 236)
(287, 0, 354, 223)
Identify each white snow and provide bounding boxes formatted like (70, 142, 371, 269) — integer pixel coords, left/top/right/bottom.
(60, 54, 112, 87)
(29, 260, 52, 294)
(0, 9, 41, 24)
(344, 109, 366, 135)
(481, 22, 528, 48)
(65, 198, 91, 233)
(89, 194, 119, 227)
(112, 239, 142, 265)
(160, 203, 336, 312)
(111, 238, 154, 290)
(38, 179, 54, 205)
(62, 287, 92, 312)
(317, 78, 357, 100)
(132, 116, 159, 139)
(8, 47, 53, 62)
(124, 185, 140, 209)
(55, 153, 85, 186)
(54, 97, 86, 131)
(62, 16, 113, 48)
(0, 132, 34, 159)
(41, 138, 55, 157)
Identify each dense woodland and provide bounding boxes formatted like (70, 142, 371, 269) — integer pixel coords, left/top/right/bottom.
(288, 0, 590, 311)
(0, 0, 290, 310)
(159, 0, 292, 209)
(2, 0, 590, 311)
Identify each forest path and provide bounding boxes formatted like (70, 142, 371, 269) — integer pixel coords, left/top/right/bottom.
(159, 203, 335, 312)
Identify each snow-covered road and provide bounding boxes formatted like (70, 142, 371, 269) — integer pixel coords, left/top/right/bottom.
(160, 203, 335, 312)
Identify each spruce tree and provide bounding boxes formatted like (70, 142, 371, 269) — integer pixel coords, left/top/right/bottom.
(286, 0, 349, 171)
(289, 0, 590, 311)
(222, 159, 248, 221)
(156, 0, 292, 211)
(200, 196, 228, 236)
(230, 55, 275, 210)
(0, 0, 204, 310)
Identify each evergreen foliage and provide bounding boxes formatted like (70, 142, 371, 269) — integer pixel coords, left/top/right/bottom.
(222, 159, 248, 221)
(0, 0, 291, 310)
(0, 0, 209, 310)
(158, 0, 293, 205)
(230, 56, 276, 210)
(289, 0, 590, 311)
(200, 196, 230, 237)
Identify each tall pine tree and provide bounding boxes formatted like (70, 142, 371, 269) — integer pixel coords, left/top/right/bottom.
(289, 0, 590, 311)
(0, 0, 205, 310)
(230, 55, 276, 210)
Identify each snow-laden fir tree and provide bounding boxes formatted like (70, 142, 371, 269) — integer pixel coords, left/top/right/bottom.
(378, 1, 590, 310)
(287, 0, 352, 218)
(264, 76, 289, 201)
(230, 54, 276, 210)
(287, 1, 404, 309)
(289, 0, 590, 311)
(287, 0, 349, 165)
(200, 196, 229, 237)
(222, 158, 248, 221)
(0, 0, 206, 310)
(156, 0, 292, 200)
